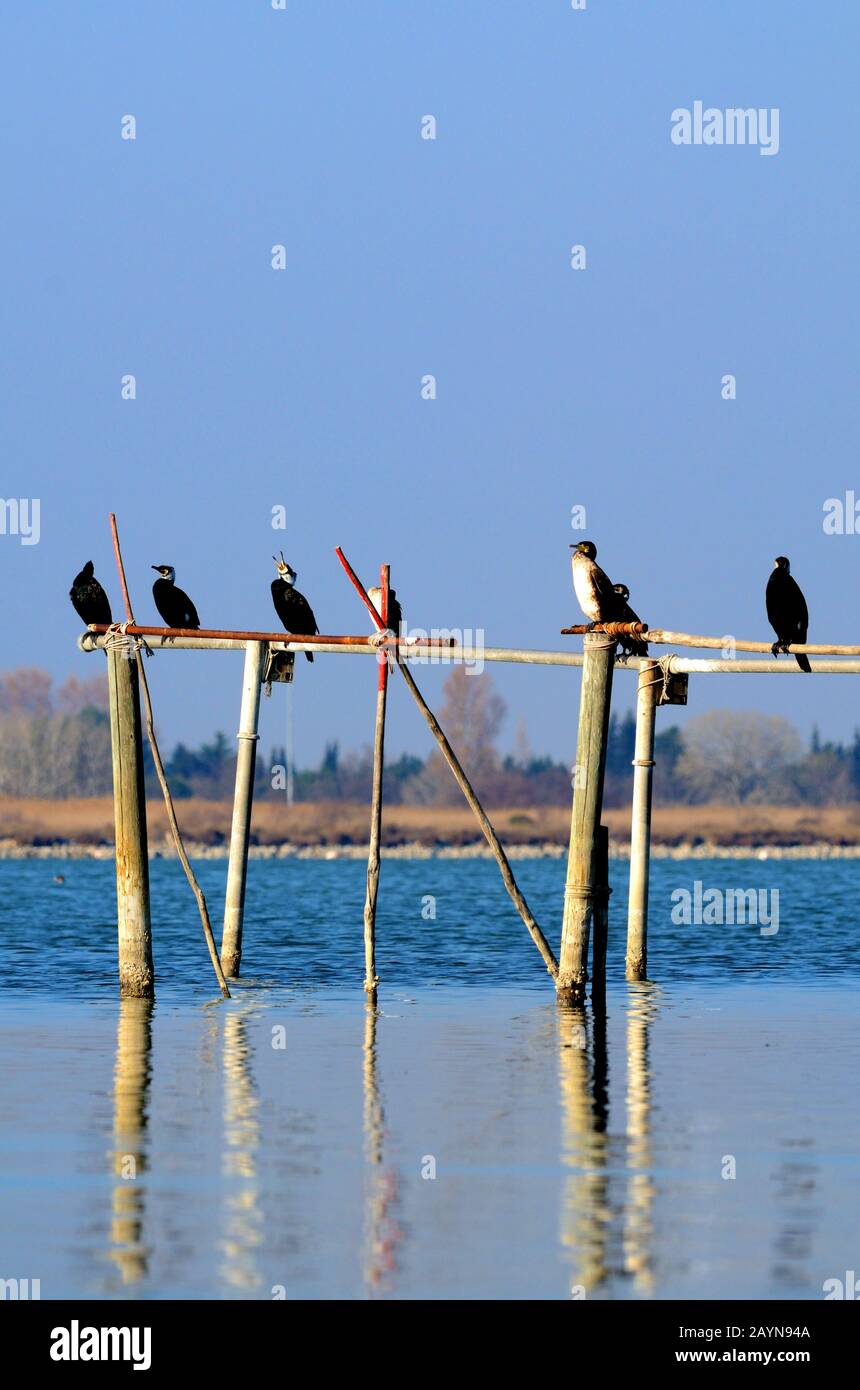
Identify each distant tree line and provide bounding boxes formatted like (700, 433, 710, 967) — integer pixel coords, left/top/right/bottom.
(3, 665, 860, 807)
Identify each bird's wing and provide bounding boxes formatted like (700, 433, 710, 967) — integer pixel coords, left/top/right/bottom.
(94, 582, 112, 624)
(186, 596, 200, 627)
(787, 575, 808, 633)
(765, 572, 781, 629)
(298, 595, 319, 635)
(592, 562, 617, 610)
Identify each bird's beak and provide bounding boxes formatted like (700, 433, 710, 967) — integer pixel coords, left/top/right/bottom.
(151, 565, 160, 572)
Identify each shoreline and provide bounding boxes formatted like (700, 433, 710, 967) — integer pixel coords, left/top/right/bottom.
(4, 838, 860, 861)
(4, 796, 860, 861)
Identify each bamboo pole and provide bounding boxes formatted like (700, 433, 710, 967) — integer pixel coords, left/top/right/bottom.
(106, 645, 154, 998)
(82, 634, 860, 675)
(220, 642, 266, 979)
(558, 633, 616, 1004)
(362, 567, 390, 1004)
(108, 513, 230, 998)
(334, 546, 559, 980)
(591, 825, 610, 1004)
(562, 623, 860, 657)
(627, 659, 659, 980)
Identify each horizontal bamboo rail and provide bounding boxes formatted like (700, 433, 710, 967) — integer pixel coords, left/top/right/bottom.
(79, 634, 860, 674)
(561, 622, 860, 657)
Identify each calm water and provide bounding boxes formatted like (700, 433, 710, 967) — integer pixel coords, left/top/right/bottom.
(1, 856, 858, 1299)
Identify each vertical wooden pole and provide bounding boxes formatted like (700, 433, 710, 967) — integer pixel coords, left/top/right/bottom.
(363, 566, 389, 1005)
(220, 641, 265, 978)
(107, 645, 154, 998)
(558, 633, 615, 1004)
(591, 825, 610, 1004)
(626, 658, 658, 981)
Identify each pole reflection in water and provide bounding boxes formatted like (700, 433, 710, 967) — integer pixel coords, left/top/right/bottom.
(220, 1008, 263, 1293)
(109, 997, 153, 1286)
(362, 1005, 403, 1296)
(556, 1003, 610, 1296)
(624, 983, 660, 1295)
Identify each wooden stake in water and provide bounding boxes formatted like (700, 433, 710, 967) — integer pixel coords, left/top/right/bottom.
(626, 658, 659, 981)
(221, 641, 266, 978)
(363, 566, 390, 1005)
(591, 825, 610, 1004)
(108, 512, 229, 999)
(558, 633, 616, 1004)
(106, 644, 155, 998)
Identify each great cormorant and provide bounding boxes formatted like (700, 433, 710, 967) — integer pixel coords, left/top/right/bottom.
(570, 540, 618, 625)
(766, 556, 811, 672)
(612, 583, 648, 658)
(69, 561, 112, 627)
(271, 553, 319, 661)
(151, 565, 200, 630)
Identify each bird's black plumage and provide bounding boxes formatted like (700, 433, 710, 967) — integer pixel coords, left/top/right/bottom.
(766, 557, 811, 673)
(69, 561, 112, 626)
(612, 584, 648, 658)
(151, 566, 200, 630)
(271, 556, 319, 662)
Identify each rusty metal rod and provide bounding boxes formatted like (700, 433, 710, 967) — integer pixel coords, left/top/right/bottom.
(86, 622, 454, 647)
(363, 565, 389, 1005)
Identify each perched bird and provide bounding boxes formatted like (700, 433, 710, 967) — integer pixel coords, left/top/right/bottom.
(612, 583, 648, 658)
(367, 585, 403, 635)
(151, 565, 200, 630)
(69, 561, 112, 627)
(570, 540, 619, 625)
(766, 556, 811, 672)
(271, 553, 319, 662)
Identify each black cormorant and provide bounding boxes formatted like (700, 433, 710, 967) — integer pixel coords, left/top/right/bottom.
(612, 583, 648, 658)
(570, 540, 618, 625)
(69, 561, 112, 627)
(766, 556, 811, 672)
(151, 565, 200, 630)
(271, 553, 319, 661)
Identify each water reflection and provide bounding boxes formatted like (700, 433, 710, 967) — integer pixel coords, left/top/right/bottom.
(556, 984, 662, 1298)
(624, 984, 660, 1295)
(220, 1008, 263, 1292)
(108, 997, 153, 1285)
(556, 1003, 610, 1295)
(771, 1139, 820, 1289)
(362, 1005, 403, 1295)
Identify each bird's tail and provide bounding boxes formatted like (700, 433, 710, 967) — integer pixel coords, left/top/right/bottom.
(305, 651, 314, 663)
(795, 652, 811, 673)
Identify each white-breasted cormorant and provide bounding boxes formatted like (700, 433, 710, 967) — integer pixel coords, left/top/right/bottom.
(151, 565, 200, 630)
(271, 553, 319, 661)
(766, 556, 811, 672)
(612, 583, 648, 658)
(69, 561, 112, 627)
(570, 541, 618, 625)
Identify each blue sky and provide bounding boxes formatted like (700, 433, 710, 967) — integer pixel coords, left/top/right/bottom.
(3, 1, 860, 767)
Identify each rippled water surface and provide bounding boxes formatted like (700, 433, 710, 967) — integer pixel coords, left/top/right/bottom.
(1, 856, 858, 1299)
